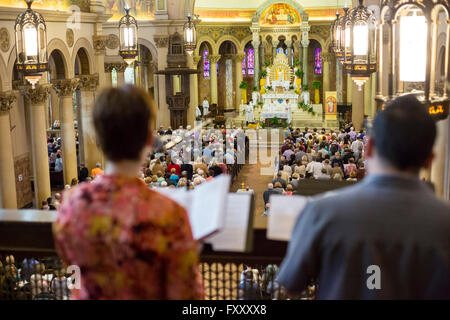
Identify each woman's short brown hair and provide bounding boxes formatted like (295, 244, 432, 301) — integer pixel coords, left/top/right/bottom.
(93, 85, 156, 162)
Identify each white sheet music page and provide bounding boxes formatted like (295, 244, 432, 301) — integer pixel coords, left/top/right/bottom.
(206, 193, 252, 252)
(267, 195, 309, 241)
(190, 175, 231, 240)
(154, 174, 231, 240)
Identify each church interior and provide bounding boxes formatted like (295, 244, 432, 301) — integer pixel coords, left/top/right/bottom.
(0, 0, 449, 301)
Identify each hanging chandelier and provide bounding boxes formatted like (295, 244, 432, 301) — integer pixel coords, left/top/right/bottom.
(119, 7, 138, 65)
(377, 0, 449, 120)
(14, 0, 48, 88)
(342, 0, 377, 90)
(183, 14, 197, 55)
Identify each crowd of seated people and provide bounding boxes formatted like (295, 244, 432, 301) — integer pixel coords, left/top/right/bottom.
(142, 125, 247, 189)
(262, 125, 367, 214)
(0, 255, 72, 300)
(40, 125, 247, 210)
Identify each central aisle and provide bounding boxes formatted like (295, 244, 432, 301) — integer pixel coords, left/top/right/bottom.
(230, 129, 283, 229)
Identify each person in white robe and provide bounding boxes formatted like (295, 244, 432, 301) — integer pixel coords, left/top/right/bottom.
(196, 105, 202, 118)
(245, 103, 254, 124)
(202, 98, 209, 117)
(252, 91, 260, 105)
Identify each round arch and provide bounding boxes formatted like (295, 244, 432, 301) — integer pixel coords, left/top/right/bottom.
(195, 36, 215, 56)
(138, 38, 158, 63)
(215, 35, 241, 54)
(240, 36, 253, 53)
(47, 38, 71, 78)
(71, 37, 95, 76)
(308, 34, 326, 51)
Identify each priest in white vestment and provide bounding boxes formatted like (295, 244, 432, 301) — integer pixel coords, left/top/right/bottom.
(245, 102, 254, 124)
(196, 105, 202, 118)
(202, 98, 209, 117)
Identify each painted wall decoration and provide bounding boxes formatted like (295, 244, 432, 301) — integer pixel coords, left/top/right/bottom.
(104, 0, 156, 20)
(260, 3, 301, 26)
(0, 0, 90, 11)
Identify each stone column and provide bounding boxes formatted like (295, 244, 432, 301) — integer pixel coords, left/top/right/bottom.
(347, 74, 353, 104)
(286, 40, 293, 66)
(252, 40, 260, 89)
(364, 76, 372, 117)
(104, 63, 114, 87)
(78, 74, 101, 172)
(115, 63, 127, 87)
(0, 92, 18, 209)
(298, 41, 303, 68)
(272, 40, 279, 60)
(260, 42, 265, 69)
(92, 34, 108, 90)
(351, 81, 365, 131)
(187, 55, 200, 126)
(22, 85, 51, 207)
(52, 79, 79, 185)
(234, 53, 245, 110)
(301, 21, 310, 85)
(322, 52, 331, 103)
(302, 40, 309, 85)
(431, 117, 450, 199)
(154, 35, 169, 127)
(336, 57, 343, 104)
(209, 55, 221, 105)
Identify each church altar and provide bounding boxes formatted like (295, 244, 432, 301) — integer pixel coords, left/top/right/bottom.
(260, 54, 298, 124)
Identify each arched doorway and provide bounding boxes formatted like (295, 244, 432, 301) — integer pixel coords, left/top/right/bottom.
(218, 41, 237, 110)
(198, 41, 213, 105)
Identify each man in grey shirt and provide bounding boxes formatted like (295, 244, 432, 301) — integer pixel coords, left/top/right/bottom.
(277, 95, 450, 299)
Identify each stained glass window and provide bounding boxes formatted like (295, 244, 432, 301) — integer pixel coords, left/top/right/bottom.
(247, 48, 254, 75)
(203, 49, 210, 78)
(242, 46, 254, 76)
(314, 47, 323, 74)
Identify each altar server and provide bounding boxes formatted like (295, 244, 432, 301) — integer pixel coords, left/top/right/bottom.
(245, 102, 255, 125)
(202, 97, 209, 116)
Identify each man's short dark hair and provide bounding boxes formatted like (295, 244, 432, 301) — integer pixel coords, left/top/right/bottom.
(93, 85, 156, 162)
(371, 95, 436, 170)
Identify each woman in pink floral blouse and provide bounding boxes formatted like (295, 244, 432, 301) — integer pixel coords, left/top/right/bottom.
(53, 86, 204, 300)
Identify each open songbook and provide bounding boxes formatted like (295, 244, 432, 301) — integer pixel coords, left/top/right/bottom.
(155, 175, 254, 252)
(266, 195, 309, 241)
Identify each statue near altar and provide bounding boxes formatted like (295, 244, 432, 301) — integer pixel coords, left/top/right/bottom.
(260, 53, 296, 124)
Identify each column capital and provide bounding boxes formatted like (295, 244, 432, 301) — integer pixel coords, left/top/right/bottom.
(105, 62, 128, 73)
(93, 35, 108, 55)
(252, 40, 261, 48)
(20, 84, 51, 106)
(0, 91, 16, 115)
(153, 35, 169, 48)
(51, 79, 80, 97)
(285, 40, 293, 48)
(77, 74, 99, 92)
(301, 40, 310, 47)
(321, 52, 333, 62)
(233, 53, 246, 62)
(209, 55, 221, 64)
(192, 55, 201, 65)
(272, 40, 280, 47)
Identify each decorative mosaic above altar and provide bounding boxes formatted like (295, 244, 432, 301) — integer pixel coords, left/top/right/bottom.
(260, 3, 301, 26)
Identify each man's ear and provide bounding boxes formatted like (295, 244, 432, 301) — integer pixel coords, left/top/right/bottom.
(365, 137, 374, 158)
(422, 152, 435, 170)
